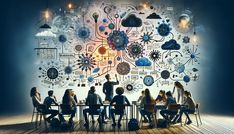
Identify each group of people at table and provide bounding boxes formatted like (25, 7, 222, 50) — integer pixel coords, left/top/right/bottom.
(30, 74, 196, 128)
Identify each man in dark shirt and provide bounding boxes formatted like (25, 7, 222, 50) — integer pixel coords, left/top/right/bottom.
(43, 90, 59, 122)
(110, 87, 130, 127)
(103, 74, 119, 118)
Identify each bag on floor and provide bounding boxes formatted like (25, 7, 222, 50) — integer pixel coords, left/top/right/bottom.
(157, 118, 169, 128)
(128, 118, 140, 131)
(60, 121, 74, 130)
(50, 118, 61, 128)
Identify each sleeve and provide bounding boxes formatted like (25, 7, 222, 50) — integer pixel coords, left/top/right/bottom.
(165, 98, 169, 108)
(102, 83, 106, 94)
(140, 97, 144, 108)
(52, 98, 58, 105)
(172, 86, 175, 94)
(110, 96, 116, 105)
(125, 96, 131, 105)
(137, 96, 142, 102)
(98, 95, 103, 105)
(111, 81, 119, 85)
(71, 97, 77, 106)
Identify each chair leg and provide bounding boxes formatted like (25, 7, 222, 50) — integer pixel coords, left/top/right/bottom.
(39, 114, 42, 126)
(35, 113, 39, 128)
(198, 113, 202, 125)
(195, 114, 199, 127)
(43, 115, 47, 130)
(140, 116, 143, 128)
(31, 109, 35, 123)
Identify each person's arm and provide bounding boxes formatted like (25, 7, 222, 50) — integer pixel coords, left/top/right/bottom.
(103, 84, 106, 94)
(164, 98, 169, 108)
(137, 96, 142, 102)
(52, 97, 58, 105)
(112, 74, 119, 85)
(110, 96, 115, 105)
(125, 96, 131, 106)
(140, 97, 144, 108)
(172, 86, 175, 95)
(98, 95, 103, 105)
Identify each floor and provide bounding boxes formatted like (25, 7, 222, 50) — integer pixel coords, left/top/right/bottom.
(0, 114, 234, 134)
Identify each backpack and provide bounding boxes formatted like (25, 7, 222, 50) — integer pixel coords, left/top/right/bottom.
(50, 118, 60, 128)
(128, 118, 140, 131)
(157, 119, 169, 128)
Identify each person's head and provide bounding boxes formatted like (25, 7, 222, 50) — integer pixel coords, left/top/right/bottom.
(105, 74, 110, 81)
(166, 91, 172, 97)
(184, 90, 191, 97)
(90, 86, 96, 93)
(174, 81, 184, 89)
(48, 90, 54, 97)
(64, 89, 71, 97)
(145, 88, 150, 97)
(30, 87, 38, 97)
(159, 90, 165, 96)
(116, 87, 124, 95)
(69, 89, 75, 96)
(141, 90, 145, 95)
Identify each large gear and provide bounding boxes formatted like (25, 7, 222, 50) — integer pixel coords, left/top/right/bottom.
(77, 53, 96, 71)
(149, 50, 161, 62)
(107, 30, 129, 51)
(127, 42, 144, 59)
(116, 62, 130, 75)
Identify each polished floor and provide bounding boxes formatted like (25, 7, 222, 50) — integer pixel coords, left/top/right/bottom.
(0, 114, 234, 134)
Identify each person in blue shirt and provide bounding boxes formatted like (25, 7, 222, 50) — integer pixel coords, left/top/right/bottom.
(103, 74, 119, 119)
(110, 87, 130, 127)
(160, 91, 177, 122)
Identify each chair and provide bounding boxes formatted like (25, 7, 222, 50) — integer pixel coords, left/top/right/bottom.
(87, 105, 103, 126)
(184, 103, 202, 126)
(111, 104, 129, 127)
(140, 104, 157, 128)
(60, 104, 74, 120)
(168, 104, 181, 123)
(31, 104, 47, 129)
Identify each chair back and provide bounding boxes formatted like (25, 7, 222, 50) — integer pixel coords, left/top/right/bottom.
(60, 104, 72, 115)
(37, 104, 46, 113)
(144, 104, 155, 113)
(168, 104, 181, 111)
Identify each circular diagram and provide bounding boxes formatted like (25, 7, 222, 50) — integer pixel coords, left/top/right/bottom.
(116, 62, 130, 75)
(161, 70, 170, 79)
(126, 84, 134, 91)
(143, 75, 154, 86)
(183, 75, 190, 83)
(157, 22, 171, 37)
(64, 66, 73, 74)
(149, 50, 161, 62)
(77, 27, 90, 39)
(47, 67, 59, 79)
(174, 63, 185, 74)
(127, 42, 144, 59)
(77, 54, 96, 71)
(107, 30, 129, 51)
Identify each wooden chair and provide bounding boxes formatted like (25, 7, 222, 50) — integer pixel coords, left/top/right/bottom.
(185, 103, 202, 126)
(32, 104, 47, 129)
(140, 104, 157, 128)
(111, 104, 129, 127)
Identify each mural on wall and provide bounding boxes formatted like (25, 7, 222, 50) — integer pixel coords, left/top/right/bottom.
(34, 1, 200, 94)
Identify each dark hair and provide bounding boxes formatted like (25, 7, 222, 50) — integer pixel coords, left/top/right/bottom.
(174, 81, 184, 89)
(48, 90, 54, 96)
(116, 87, 124, 95)
(62, 89, 71, 104)
(145, 88, 151, 103)
(166, 91, 172, 97)
(105, 74, 110, 80)
(90, 86, 95, 93)
(30, 87, 37, 97)
(141, 90, 145, 94)
(184, 90, 191, 97)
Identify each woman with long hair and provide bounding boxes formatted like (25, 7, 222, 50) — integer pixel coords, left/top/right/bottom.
(172, 81, 184, 103)
(140, 88, 155, 127)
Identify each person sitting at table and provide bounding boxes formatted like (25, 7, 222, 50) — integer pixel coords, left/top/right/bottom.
(62, 89, 77, 124)
(155, 90, 166, 103)
(160, 91, 177, 122)
(83, 86, 106, 128)
(140, 88, 155, 126)
(30, 87, 58, 123)
(154, 90, 167, 117)
(137, 90, 145, 102)
(71, 89, 78, 103)
(103, 74, 119, 119)
(172, 81, 185, 104)
(43, 90, 60, 122)
(173, 90, 196, 125)
(110, 87, 130, 127)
